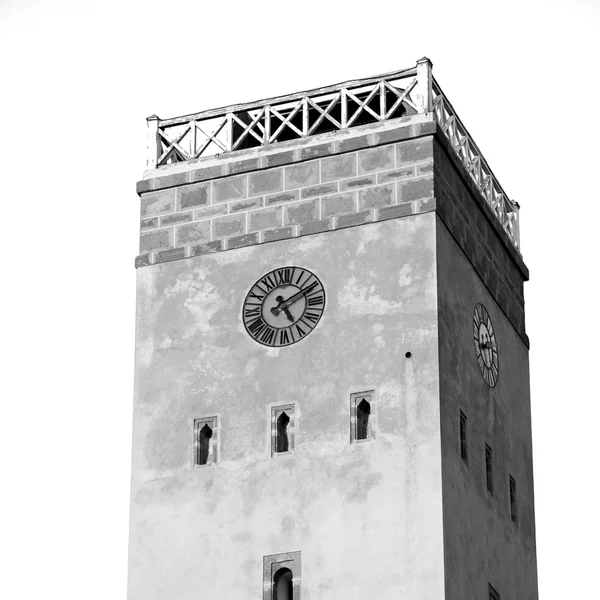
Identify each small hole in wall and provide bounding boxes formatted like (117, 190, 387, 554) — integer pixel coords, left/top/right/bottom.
(405, 351, 412, 358)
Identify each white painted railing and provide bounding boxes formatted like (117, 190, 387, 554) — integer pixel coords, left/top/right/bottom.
(146, 58, 520, 250)
(431, 78, 520, 249)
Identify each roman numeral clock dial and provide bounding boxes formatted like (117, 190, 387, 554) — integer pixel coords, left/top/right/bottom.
(242, 266, 326, 347)
(473, 303, 499, 387)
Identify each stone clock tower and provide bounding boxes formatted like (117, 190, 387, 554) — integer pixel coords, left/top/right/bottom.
(129, 59, 538, 599)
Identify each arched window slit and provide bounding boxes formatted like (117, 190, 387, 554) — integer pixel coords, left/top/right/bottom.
(273, 567, 293, 600)
(276, 411, 290, 453)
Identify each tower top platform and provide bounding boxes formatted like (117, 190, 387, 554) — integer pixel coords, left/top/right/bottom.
(141, 58, 520, 250)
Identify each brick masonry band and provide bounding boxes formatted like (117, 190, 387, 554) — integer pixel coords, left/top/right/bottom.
(138, 129, 435, 256)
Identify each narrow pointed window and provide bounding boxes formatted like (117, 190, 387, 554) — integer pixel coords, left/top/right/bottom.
(485, 443, 494, 495)
(271, 405, 295, 455)
(351, 391, 374, 443)
(356, 399, 371, 440)
(198, 423, 213, 465)
(509, 475, 518, 525)
(273, 567, 293, 600)
(194, 416, 218, 466)
(459, 411, 468, 464)
(277, 412, 290, 453)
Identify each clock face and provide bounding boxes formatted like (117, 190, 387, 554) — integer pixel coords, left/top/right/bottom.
(242, 266, 325, 347)
(473, 303, 499, 387)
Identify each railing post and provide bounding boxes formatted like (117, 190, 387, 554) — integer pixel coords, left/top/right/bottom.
(264, 106, 271, 144)
(415, 57, 433, 113)
(226, 113, 233, 152)
(512, 201, 521, 249)
(146, 114, 160, 169)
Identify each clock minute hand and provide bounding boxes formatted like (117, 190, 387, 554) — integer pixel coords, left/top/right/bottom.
(271, 282, 318, 315)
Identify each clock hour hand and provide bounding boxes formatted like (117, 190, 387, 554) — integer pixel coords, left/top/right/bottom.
(479, 341, 497, 350)
(271, 282, 318, 316)
(272, 295, 294, 322)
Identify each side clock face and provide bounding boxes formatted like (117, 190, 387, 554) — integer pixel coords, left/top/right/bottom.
(242, 266, 325, 347)
(473, 303, 499, 387)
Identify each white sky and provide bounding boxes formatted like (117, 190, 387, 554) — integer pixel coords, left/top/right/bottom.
(1, 1, 598, 598)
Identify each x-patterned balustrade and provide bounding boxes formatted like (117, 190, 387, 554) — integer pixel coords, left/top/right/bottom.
(146, 58, 520, 250)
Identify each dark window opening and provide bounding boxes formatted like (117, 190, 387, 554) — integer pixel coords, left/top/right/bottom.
(485, 444, 494, 495)
(276, 411, 290, 453)
(459, 411, 468, 464)
(489, 583, 500, 600)
(509, 475, 518, 524)
(356, 398, 371, 440)
(273, 567, 293, 600)
(197, 423, 213, 465)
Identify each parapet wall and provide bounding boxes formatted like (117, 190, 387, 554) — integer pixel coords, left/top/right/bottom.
(135, 117, 437, 268)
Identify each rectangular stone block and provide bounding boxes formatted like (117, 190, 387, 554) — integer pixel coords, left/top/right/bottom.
(417, 161, 434, 176)
(160, 211, 193, 227)
(414, 197, 436, 212)
(136, 179, 152, 195)
(264, 226, 294, 243)
(266, 190, 300, 206)
(377, 166, 415, 184)
(301, 182, 338, 199)
(398, 176, 434, 202)
(249, 206, 283, 232)
(263, 150, 295, 168)
(190, 240, 224, 256)
(335, 210, 373, 228)
(176, 221, 211, 246)
(412, 121, 437, 137)
(155, 247, 186, 264)
(249, 168, 283, 196)
(213, 174, 247, 203)
(135, 253, 151, 268)
(339, 175, 376, 191)
(152, 171, 188, 190)
(140, 189, 175, 218)
(213, 213, 245, 239)
(228, 232, 259, 250)
(140, 218, 158, 230)
(321, 153, 357, 182)
(229, 197, 264, 213)
(322, 192, 356, 218)
(284, 161, 319, 190)
(188, 165, 224, 184)
(228, 157, 260, 174)
(358, 145, 395, 174)
(194, 205, 228, 221)
(300, 143, 334, 161)
(284, 199, 319, 226)
(376, 203, 412, 221)
(298, 218, 332, 236)
(358, 184, 394, 210)
(140, 228, 173, 252)
(397, 137, 433, 166)
(338, 134, 370, 153)
(372, 125, 411, 145)
(177, 182, 210, 210)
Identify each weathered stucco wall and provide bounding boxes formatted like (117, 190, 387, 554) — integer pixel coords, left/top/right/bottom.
(437, 218, 538, 600)
(129, 213, 444, 599)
